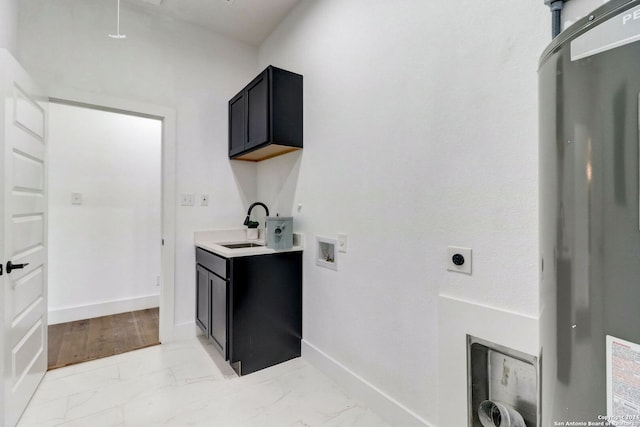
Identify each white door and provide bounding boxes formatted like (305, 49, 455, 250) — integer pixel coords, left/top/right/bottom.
(0, 49, 48, 427)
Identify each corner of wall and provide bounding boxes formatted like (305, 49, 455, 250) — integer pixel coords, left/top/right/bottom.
(0, 0, 18, 56)
(169, 321, 198, 342)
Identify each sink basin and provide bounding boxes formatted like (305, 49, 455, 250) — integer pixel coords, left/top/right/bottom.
(220, 243, 264, 249)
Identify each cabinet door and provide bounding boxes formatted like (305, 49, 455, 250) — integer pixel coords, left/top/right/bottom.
(209, 272, 227, 358)
(229, 91, 245, 157)
(195, 265, 209, 335)
(245, 69, 269, 150)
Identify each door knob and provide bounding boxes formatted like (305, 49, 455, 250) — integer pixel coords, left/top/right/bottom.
(6, 261, 29, 274)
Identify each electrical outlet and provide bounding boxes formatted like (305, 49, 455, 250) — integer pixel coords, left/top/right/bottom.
(200, 194, 209, 206)
(447, 246, 472, 274)
(180, 194, 194, 206)
(337, 233, 348, 253)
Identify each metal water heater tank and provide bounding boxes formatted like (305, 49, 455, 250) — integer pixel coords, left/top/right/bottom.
(539, 0, 640, 424)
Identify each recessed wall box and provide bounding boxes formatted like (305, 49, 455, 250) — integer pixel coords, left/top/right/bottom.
(316, 237, 337, 271)
(467, 335, 539, 426)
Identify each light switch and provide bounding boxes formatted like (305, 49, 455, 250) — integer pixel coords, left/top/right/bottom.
(180, 194, 194, 206)
(200, 194, 209, 206)
(71, 193, 83, 205)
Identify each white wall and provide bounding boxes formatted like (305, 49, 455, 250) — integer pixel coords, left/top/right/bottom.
(0, 0, 17, 54)
(17, 0, 557, 424)
(257, 1, 548, 425)
(47, 103, 161, 323)
(17, 0, 258, 329)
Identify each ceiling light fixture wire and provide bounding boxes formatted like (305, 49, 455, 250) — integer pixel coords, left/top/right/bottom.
(108, 0, 127, 39)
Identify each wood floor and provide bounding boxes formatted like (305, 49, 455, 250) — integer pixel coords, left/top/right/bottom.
(48, 308, 160, 370)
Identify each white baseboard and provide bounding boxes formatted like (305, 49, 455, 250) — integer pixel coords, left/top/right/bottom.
(48, 295, 160, 325)
(302, 340, 434, 427)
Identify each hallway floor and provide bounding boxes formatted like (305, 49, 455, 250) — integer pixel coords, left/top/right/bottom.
(19, 337, 390, 426)
(48, 308, 160, 370)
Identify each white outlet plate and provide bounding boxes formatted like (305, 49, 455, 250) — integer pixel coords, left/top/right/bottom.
(180, 194, 194, 206)
(71, 192, 83, 205)
(337, 233, 347, 253)
(200, 194, 209, 206)
(447, 246, 472, 274)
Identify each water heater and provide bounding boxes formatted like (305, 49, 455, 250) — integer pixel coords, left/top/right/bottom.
(539, 0, 640, 424)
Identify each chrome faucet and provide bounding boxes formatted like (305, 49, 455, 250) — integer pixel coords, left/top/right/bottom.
(243, 202, 270, 226)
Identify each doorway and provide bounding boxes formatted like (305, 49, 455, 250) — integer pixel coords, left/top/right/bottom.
(46, 101, 168, 368)
(47, 308, 160, 369)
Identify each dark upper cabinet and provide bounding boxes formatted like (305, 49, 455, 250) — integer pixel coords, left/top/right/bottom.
(229, 92, 245, 157)
(246, 70, 269, 150)
(228, 65, 303, 161)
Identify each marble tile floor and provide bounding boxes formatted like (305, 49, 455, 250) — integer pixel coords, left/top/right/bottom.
(18, 337, 391, 427)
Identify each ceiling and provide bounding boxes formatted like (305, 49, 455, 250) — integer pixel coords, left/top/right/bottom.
(123, 0, 301, 46)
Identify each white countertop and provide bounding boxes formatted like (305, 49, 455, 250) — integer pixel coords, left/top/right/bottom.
(194, 228, 304, 258)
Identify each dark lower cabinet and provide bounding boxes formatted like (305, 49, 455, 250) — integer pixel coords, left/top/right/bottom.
(195, 265, 210, 335)
(195, 252, 228, 357)
(209, 273, 227, 356)
(195, 247, 302, 376)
